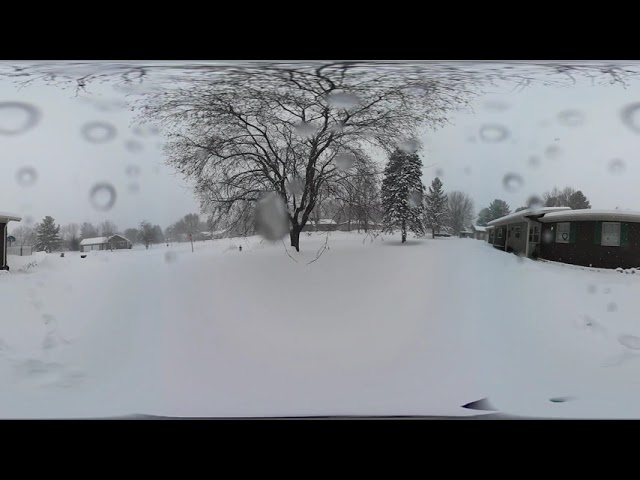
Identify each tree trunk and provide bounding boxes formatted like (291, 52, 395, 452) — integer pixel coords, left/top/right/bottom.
(401, 219, 407, 243)
(290, 225, 302, 252)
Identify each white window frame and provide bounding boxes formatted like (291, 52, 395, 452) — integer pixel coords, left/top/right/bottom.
(601, 222, 621, 247)
(515, 226, 521, 239)
(497, 229, 503, 238)
(556, 222, 571, 244)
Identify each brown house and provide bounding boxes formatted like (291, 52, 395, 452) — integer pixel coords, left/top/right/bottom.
(79, 234, 132, 252)
(486, 208, 640, 269)
(0, 211, 22, 271)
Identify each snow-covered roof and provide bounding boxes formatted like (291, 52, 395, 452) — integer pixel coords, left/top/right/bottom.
(537, 209, 640, 223)
(488, 207, 571, 227)
(79, 236, 109, 246)
(0, 211, 21, 223)
(317, 219, 337, 225)
(461, 228, 474, 234)
(471, 225, 487, 232)
(79, 235, 130, 246)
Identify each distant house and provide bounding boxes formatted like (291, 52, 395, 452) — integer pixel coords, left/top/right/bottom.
(335, 220, 384, 232)
(459, 227, 474, 239)
(470, 224, 487, 241)
(433, 226, 453, 237)
(306, 219, 338, 232)
(79, 234, 132, 252)
(1, 211, 22, 271)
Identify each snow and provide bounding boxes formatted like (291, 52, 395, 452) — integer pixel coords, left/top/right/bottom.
(487, 207, 571, 227)
(538, 209, 640, 223)
(2, 233, 640, 418)
(472, 225, 487, 232)
(78, 237, 108, 246)
(0, 212, 21, 223)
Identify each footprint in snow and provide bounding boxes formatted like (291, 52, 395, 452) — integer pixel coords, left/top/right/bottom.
(618, 334, 640, 350)
(575, 315, 607, 335)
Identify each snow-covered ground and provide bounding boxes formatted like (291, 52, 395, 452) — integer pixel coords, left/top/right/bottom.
(2, 232, 640, 418)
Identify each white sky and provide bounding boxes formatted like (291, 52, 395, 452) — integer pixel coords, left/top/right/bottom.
(2, 63, 640, 231)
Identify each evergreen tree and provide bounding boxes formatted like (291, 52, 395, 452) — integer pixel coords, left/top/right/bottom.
(477, 199, 511, 225)
(424, 177, 448, 237)
(34, 216, 62, 253)
(568, 190, 591, 209)
(381, 148, 426, 243)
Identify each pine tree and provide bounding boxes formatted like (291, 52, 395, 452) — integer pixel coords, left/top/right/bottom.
(35, 216, 62, 253)
(381, 148, 426, 243)
(568, 190, 591, 209)
(424, 177, 448, 237)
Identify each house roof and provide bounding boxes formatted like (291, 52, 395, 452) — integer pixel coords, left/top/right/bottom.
(471, 225, 487, 232)
(536, 209, 640, 223)
(0, 211, 21, 223)
(461, 228, 474, 234)
(79, 234, 131, 246)
(79, 236, 109, 246)
(487, 207, 571, 227)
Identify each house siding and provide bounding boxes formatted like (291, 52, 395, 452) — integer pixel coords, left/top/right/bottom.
(505, 221, 528, 254)
(539, 221, 640, 269)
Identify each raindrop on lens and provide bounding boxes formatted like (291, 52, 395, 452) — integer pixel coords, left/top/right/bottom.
(334, 153, 355, 171)
(255, 192, 289, 241)
(125, 139, 144, 153)
(82, 121, 117, 144)
(557, 109, 585, 127)
(608, 158, 625, 174)
(397, 139, 420, 153)
(408, 191, 422, 208)
(294, 122, 318, 139)
(545, 145, 562, 160)
(502, 173, 524, 193)
(0, 102, 41, 135)
(325, 91, 361, 109)
(89, 183, 117, 211)
(15, 167, 37, 187)
(479, 124, 509, 143)
(620, 102, 640, 133)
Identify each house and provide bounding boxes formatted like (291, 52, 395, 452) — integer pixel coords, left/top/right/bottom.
(306, 219, 338, 232)
(433, 226, 453, 237)
(1, 211, 22, 271)
(485, 207, 640, 269)
(470, 224, 488, 241)
(459, 227, 474, 238)
(335, 220, 384, 232)
(485, 207, 571, 256)
(79, 234, 132, 252)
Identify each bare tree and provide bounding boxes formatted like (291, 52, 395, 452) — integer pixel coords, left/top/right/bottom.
(99, 220, 118, 237)
(447, 191, 475, 236)
(140, 63, 470, 251)
(11, 225, 36, 246)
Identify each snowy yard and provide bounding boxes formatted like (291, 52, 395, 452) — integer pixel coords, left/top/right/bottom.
(2, 232, 640, 418)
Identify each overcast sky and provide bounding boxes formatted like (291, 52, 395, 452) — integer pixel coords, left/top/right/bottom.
(2, 63, 640, 233)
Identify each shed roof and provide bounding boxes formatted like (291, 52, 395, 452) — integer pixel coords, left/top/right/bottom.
(471, 225, 487, 232)
(79, 234, 131, 246)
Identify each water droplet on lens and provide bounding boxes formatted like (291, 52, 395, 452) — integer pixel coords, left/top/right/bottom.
(126, 165, 140, 176)
(526, 195, 543, 210)
(82, 121, 117, 144)
(484, 100, 510, 112)
(545, 145, 562, 160)
(0, 102, 40, 135)
(285, 176, 304, 196)
(89, 183, 117, 211)
(164, 251, 177, 264)
(397, 139, 420, 153)
(528, 156, 541, 168)
(502, 173, 524, 193)
(619, 334, 640, 350)
(125, 139, 144, 153)
(255, 192, 289, 241)
(294, 122, 318, 139)
(557, 109, 585, 127)
(408, 191, 422, 208)
(479, 124, 509, 143)
(608, 158, 625, 174)
(607, 302, 618, 312)
(463, 166, 472, 175)
(15, 166, 37, 187)
(587, 284, 597, 294)
(24, 215, 34, 226)
(334, 153, 355, 172)
(620, 102, 640, 133)
(325, 91, 361, 109)
(435, 168, 444, 177)
(127, 183, 140, 194)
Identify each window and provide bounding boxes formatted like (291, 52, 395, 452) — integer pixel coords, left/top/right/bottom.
(533, 227, 540, 243)
(556, 222, 571, 243)
(602, 222, 621, 247)
(515, 226, 521, 239)
(497, 229, 503, 238)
